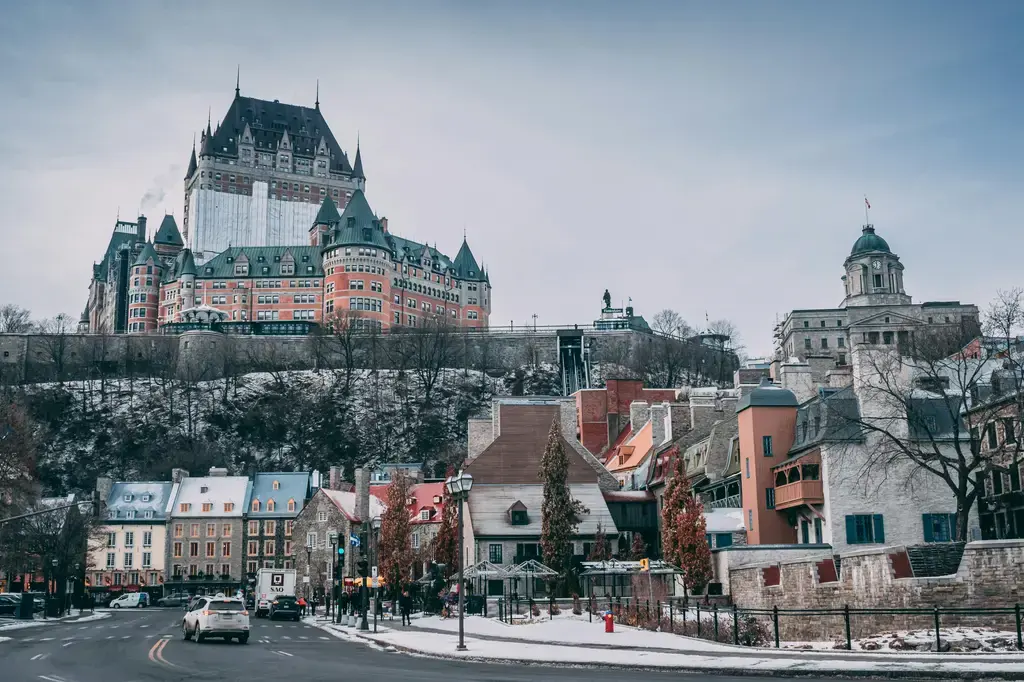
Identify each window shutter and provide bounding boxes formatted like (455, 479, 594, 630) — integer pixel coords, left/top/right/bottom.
(922, 514, 934, 542)
(948, 513, 958, 540)
(872, 514, 885, 543)
(845, 515, 856, 544)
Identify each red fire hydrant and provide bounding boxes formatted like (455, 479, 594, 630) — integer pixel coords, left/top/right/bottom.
(604, 612, 614, 633)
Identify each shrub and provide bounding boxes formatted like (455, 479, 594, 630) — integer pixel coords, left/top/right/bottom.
(549, 603, 561, 616)
(531, 603, 541, 617)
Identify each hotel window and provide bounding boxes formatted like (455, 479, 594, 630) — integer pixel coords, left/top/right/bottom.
(248, 520, 259, 535)
(247, 561, 258, 574)
(189, 542, 199, 557)
(125, 531, 135, 547)
(222, 542, 231, 557)
(123, 553, 133, 568)
(287, 499, 296, 512)
(142, 552, 152, 568)
(223, 524, 232, 536)
(202, 503, 212, 512)
(265, 520, 276, 535)
(189, 565, 197, 577)
(224, 503, 234, 513)
(107, 532, 116, 547)
(206, 542, 215, 557)
(285, 520, 294, 536)
(284, 541, 293, 556)
(272, 480, 280, 490)
(179, 503, 191, 512)
(205, 563, 215, 576)
(221, 564, 230, 577)
(106, 552, 115, 568)
(267, 499, 276, 512)
(252, 500, 261, 512)
(190, 523, 199, 537)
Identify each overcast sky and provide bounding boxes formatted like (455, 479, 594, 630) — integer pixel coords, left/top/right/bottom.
(1, 0, 1022, 355)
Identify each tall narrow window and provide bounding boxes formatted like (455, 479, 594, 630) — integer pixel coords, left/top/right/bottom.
(762, 435, 773, 457)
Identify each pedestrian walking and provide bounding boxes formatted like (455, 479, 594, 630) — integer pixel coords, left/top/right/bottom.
(310, 597, 317, 617)
(399, 589, 412, 626)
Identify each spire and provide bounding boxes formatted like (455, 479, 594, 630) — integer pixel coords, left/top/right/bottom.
(315, 79, 320, 110)
(205, 109, 212, 138)
(352, 136, 365, 180)
(180, 249, 197, 277)
(185, 135, 198, 179)
(235, 65, 240, 98)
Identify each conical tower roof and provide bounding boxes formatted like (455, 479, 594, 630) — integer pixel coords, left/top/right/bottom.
(153, 215, 184, 246)
(180, 249, 197, 277)
(313, 195, 342, 225)
(133, 241, 161, 267)
(185, 139, 198, 179)
(453, 238, 484, 281)
(352, 142, 365, 180)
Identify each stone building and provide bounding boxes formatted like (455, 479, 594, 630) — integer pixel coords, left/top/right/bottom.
(164, 468, 249, 592)
(242, 472, 312, 576)
(774, 223, 979, 375)
(89, 480, 175, 600)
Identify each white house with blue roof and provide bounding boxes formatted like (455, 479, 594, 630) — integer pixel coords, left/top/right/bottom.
(243, 472, 312, 576)
(90, 479, 176, 599)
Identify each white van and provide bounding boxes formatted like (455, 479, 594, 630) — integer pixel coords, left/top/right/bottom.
(109, 593, 147, 609)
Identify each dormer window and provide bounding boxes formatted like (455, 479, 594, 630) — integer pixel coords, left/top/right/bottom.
(267, 499, 276, 512)
(287, 499, 296, 512)
(432, 495, 442, 504)
(272, 480, 280, 490)
(507, 501, 529, 525)
(125, 510, 136, 520)
(251, 500, 261, 512)
(124, 494, 133, 502)
(108, 510, 118, 519)
(406, 497, 415, 506)
(141, 494, 151, 502)
(420, 510, 431, 521)
(144, 511, 154, 520)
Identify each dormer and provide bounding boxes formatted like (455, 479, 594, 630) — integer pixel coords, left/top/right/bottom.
(233, 253, 249, 276)
(251, 499, 260, 512)
(432, 495, 442, 505)
(238, 123, 255, 164)
(123, 493, 134, 502)
(507, 501, 529, 526)
(406, 496, 416, 506)
(419, 509, 432, 521)
(277, 130, 292, 171)
(200, 485, 209, 494)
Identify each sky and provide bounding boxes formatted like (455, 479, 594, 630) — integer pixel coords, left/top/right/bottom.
(1, 0, 1023, 356)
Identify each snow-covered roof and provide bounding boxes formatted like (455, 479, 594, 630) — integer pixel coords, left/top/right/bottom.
(106, 482, 174, 521)
(322, 488, 386, 523)
(705, 508, 745, 533)
(467, 484, 617, 537)
(246, 472, 311, 518)
(170, 476, 251, 517)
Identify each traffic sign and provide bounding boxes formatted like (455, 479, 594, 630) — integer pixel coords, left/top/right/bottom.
(349, 535, 361, 548)
(371, 566, 378, 579)
(639, 558, 650, 572)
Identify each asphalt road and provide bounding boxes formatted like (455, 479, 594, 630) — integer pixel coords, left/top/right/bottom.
(0, 609, 835, 682)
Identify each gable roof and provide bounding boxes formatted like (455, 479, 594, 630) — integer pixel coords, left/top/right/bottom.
(247, 472, 311, 517)
(105, 482, 175, 520)
(606, 420, 654, 473)
(321, 488, 386, 524)
(171, 476, 250, 517)
(369, 481, 446, 525)
(153, 215, 184, 246)
(204, 94, 354, 176)
(465, 403, 607, 485)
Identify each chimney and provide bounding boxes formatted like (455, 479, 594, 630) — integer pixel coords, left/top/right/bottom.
(137, 215, 147, 241)
(208, 467, 228, 477)
(329, 466, 343, 491)
(779, 358, 815, 404)
(379, 217, 388, 233)
(95, 477, 113, 510)
(171, 468, 189, 484)
(650, 403, 669, 445)
(354, 467, 370, 527)
(689, 389, 720, 434)
(629, 401, 650, 434)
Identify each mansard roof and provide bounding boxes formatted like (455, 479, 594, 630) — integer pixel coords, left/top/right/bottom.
(200, 246, 324, 279)
(93, 220, 142, 283)
(204, 93, 354, 176)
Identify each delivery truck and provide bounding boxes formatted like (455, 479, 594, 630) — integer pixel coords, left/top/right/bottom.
(254, 568, 296, 618)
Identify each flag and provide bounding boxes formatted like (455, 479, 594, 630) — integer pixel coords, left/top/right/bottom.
(864, 197, 871, 209)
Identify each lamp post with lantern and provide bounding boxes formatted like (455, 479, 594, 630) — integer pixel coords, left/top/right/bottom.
(444, 470, 473, 652)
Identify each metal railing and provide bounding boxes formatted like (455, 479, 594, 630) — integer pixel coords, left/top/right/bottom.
(704, 494, 741, 511)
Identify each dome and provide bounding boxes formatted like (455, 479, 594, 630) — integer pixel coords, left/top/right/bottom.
(850, 225, 891, 256)
(736, 377, 799, 413)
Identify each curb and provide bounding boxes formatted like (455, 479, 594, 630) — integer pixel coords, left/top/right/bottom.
(324, 626, 1021, 681)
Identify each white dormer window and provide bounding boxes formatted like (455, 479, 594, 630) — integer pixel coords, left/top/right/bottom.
(419, 510, 430, 521)
(406, 497, 415, 506)
(125, 510, 136, 520)
(144, 511, 154, 520)
(432, 495, 442, 504)
(141, 494, 151, 502)
(124, 494, 133, 502)
(108, 510, 117, 519)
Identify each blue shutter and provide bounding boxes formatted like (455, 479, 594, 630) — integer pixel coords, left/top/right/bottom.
(922, 514, 934, 542)
(948, 513, 958, 541)
(872, 514, 885, 543)
(845, 515, 856, 544)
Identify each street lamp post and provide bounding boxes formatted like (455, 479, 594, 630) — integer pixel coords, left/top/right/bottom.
(305, 546, 312, 606)
(444, 470, 474, 652)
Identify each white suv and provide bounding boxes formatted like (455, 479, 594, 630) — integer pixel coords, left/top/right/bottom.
(182, 595, 250, 644)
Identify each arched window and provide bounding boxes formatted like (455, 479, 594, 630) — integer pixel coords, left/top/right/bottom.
(251, 499, 260, 512)
(267, 499, 276, 512)
(272, 480, 280, 490)
(287, 499, 296, 512)
(788, 468, 802, 484)
(775, 471, 788, 487)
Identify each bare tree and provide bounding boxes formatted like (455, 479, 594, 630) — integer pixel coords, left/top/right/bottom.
(828, 313, 1018, 542)
(36, 314, 74, 384)
(322, 311, 368, 394)
(0, 402, 38, 518)
(0, 305, 33, 333)
(651, 309, 692, 338)
(395, 316, 460, 403)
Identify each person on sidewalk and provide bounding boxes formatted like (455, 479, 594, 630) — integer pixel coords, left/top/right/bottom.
(399, 589, 412, 626)
(310, 596, 317, 617)
(297, 596, 307, 616)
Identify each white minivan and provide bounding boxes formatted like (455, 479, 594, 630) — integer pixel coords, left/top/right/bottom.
(110, 593, 147, 609)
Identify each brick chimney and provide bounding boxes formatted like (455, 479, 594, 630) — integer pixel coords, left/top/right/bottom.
(137, 215, 147, 241)
(379, 217, 388, 233)
(629, 400, 650, 434)
(650, 403, 669, 445)
(354, 467, 370, 527)
(329, 466, 343, 491)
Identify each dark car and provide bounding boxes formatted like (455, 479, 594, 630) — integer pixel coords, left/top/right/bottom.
(157, 593, 189, 607)
(0, 595, 18, 617)
(268, 596, 300, 621)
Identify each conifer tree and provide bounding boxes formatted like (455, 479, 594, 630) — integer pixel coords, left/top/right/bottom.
(379, 469, 414, 597)
(432, 467, 459, 579)
(660, 454, 712, 592)
(540, 418, 588, 588)
(628, 532, 647, 561)
(587, 522, 611, 561)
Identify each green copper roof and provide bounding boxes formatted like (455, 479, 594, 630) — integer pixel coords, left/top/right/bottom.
(313, 195, 342, 225)
(154, 215, 184, 246)
(133, 241, 160, 267)
(180, 249, 198, 277)
(736, 378, 799, 413)
(322, 189, 392, 254)
(850, 225, 891, 256)
(452, 239, 485, 281)
(199, 246, 324, 279)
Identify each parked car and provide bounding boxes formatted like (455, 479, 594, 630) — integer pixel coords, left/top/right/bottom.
(0, 593, 44, 613)
(0, 595, 19, 617)
(157, 593, 189, 607)
(268, 595, 300, 621)
(182, 595, 249, 644)
(109, 593, 148, 609)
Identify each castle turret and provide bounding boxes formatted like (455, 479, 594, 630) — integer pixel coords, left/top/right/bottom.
(310, 195, 341, 246)
(179, 249, 198, 312)
(127, 242, 163, 333)
(153, 215, 185, 261)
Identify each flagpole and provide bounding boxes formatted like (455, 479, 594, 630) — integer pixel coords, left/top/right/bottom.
(864, 195, 870, 225)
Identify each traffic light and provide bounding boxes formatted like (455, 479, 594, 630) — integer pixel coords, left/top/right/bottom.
(356, 558, 369, 578)
(337, 545, 345, 557)
(639, 558, 650, 572)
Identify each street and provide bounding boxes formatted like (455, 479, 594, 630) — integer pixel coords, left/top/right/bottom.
(0, 609, 842, 682)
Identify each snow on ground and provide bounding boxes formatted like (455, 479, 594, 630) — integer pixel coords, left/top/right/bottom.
(0, 611, 109, 632)
(785, 626, 1024, 653)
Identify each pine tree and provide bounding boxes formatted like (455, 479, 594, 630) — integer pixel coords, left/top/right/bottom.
(540, 418, 589, 588)
(628, 532, 647, 561)
(378, 469, 414, 597)
(587, 522, 611, 561)
(432, 467, 459, 579)
(660, 454, 712, 592)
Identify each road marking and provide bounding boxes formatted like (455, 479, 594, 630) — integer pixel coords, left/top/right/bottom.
(299, 636, 308, 639)
(78, 626, 88, 630)
(38, 676, 65, 682)
(30, 654, 46, 661)
(22, 638, 35, 642)
(121, 635, 131, 639)
(282, 635, 291, 640)
(144, 634, 154, 639)
(62, 637, 74, 641)
(272, 650, 294, 657)
(319, 637, 329, 640)
(275, 625, 282, 628)
(38, 638, 53, 642)
(106, 636, 116, 640)
(61, 641, 74, 648)
(148, 637, 178, 668)
(140, 624, 150, 628)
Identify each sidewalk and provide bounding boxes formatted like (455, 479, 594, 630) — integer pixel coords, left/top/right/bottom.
(0, 611, 110, 632)
(305, 613, 1024, 679)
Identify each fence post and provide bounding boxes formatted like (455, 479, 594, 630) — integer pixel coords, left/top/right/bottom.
(772, 605, 780, 648)
(682, 601, 687, 629)
(843, 604, 851, 650)
(713, 604, 719, 641)
(1016, 604, 1022, 651)
(732, 604, 739, 645)
(657, 601, 661, 631)
(646, 599, 650, 623)
(669, 602, 674, 634)
(933, 606, 941, 651)
(696, 604, 702, 637)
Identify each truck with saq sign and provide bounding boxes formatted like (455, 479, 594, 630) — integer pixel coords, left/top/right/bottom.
(254, 568, 296, 618)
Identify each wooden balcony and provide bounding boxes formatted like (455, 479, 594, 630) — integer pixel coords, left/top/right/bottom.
(774, 479, 824, 510)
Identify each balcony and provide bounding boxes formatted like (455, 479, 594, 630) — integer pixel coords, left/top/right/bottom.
(774, 479, 824, 510)
(704, 494, 741, 511)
